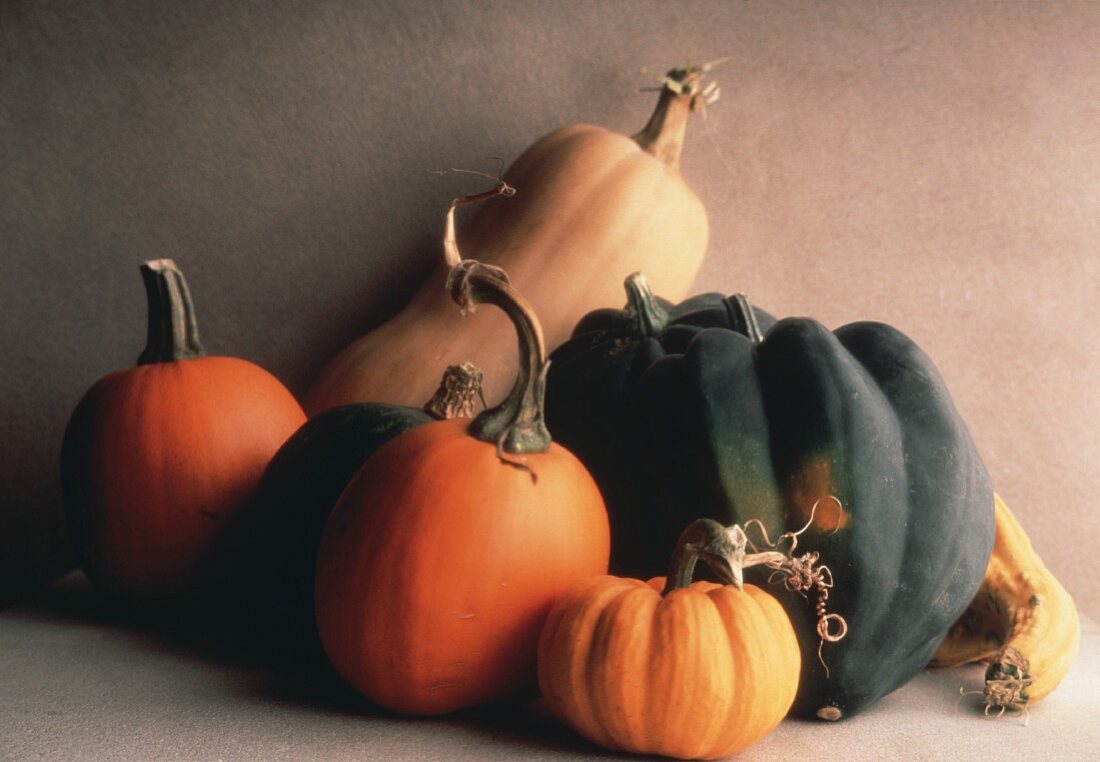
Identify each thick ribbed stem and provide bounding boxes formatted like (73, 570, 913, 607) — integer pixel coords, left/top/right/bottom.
(449, 261, 550, 455)
(137, 259, 205, 365)
(441, 181, 550, 457)
(624, 272, 669, 337)
(725, 293, 764, 344)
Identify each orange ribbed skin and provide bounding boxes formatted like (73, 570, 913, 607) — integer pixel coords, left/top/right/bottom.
(538, 575, 800, 760)
(315, 418, 610, 715)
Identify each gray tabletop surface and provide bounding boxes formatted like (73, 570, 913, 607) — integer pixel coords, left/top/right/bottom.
(2, 573, 1098, 761)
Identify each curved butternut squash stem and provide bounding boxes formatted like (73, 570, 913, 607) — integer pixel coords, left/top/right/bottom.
(422, 362, 486, 420)
(632, 58, 729, 169)
(138, 259, 205, 365)
(442, 180, 515, 270)
(442, 182, 550, 478)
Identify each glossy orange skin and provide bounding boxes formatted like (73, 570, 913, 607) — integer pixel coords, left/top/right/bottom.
(538, 575, 800, 760)
(314, 417, 610, 715)
(62, 356, 306, 603)
(303, 123, 708, 415)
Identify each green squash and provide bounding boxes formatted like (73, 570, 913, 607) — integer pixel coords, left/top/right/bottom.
(546, 273, 776, 578)
(545, 273, 994, 720)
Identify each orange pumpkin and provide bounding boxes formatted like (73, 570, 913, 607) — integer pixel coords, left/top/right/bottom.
(538, 519, 800, 760)
(314, 215, 610, 715)
(303, 62, 717, 415)
(61, 260, 306, 603)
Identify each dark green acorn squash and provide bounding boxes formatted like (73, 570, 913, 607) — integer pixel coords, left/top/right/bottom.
(544, 273, 995, 720)
(234, 363, 483, 631)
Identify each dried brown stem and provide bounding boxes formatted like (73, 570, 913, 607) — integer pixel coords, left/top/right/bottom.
(959, 646, 1034, 725)
(422, 362, 485, 420)
(742, 497, 849, 675)
(632, 57, 729, 169)
(443, 180, 515, 270)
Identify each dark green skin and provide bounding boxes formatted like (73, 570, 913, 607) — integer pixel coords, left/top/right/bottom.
(236, 403, 431, 629)
(546, 286, 994, 720)
(546, 289, 776, 578)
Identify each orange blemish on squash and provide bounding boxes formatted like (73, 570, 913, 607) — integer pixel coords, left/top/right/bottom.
(787, 458, 850, 532)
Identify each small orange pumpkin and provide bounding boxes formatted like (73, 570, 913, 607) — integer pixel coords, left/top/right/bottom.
(314, 207, 610, 714)
(61, 260, 306, 604)
(538, 519, 800, 760)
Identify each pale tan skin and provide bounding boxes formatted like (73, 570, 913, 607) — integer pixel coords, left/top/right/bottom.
(303, 69, 711, 414)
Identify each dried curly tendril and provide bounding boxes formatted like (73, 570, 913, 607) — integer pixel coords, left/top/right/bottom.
(742, 496, 849, 677)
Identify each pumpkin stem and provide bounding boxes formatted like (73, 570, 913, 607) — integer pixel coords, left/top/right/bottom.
(663, 518, 762, 594)
(663, 513, 850, 676)
(422, 362, 486, 420)
(442, 183, 552, 464)
(137, 259, 205, 365)
(449, 261, 551, 459)
(632, 58, 727, 169)
(624, 272, 669, 337)
(725, 293, 764, 344)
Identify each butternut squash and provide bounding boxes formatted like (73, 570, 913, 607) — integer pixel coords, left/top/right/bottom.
(932, 494, 1080, 716)
(303, 63, 717, 414)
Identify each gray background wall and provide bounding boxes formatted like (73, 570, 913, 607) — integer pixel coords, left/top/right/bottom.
(3, 0, 1098, 619)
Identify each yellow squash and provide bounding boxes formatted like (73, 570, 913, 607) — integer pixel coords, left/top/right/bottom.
(932, 494, 1080, 713)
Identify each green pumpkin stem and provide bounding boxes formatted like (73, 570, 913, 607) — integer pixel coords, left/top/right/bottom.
(632, 58, 728, 169)
(726, 293, 764, 344)
(138, 259, 205, 365)
(422, 362, 486, 420)
(442, 182, 552, 470)
(624, 272, 669, 337)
